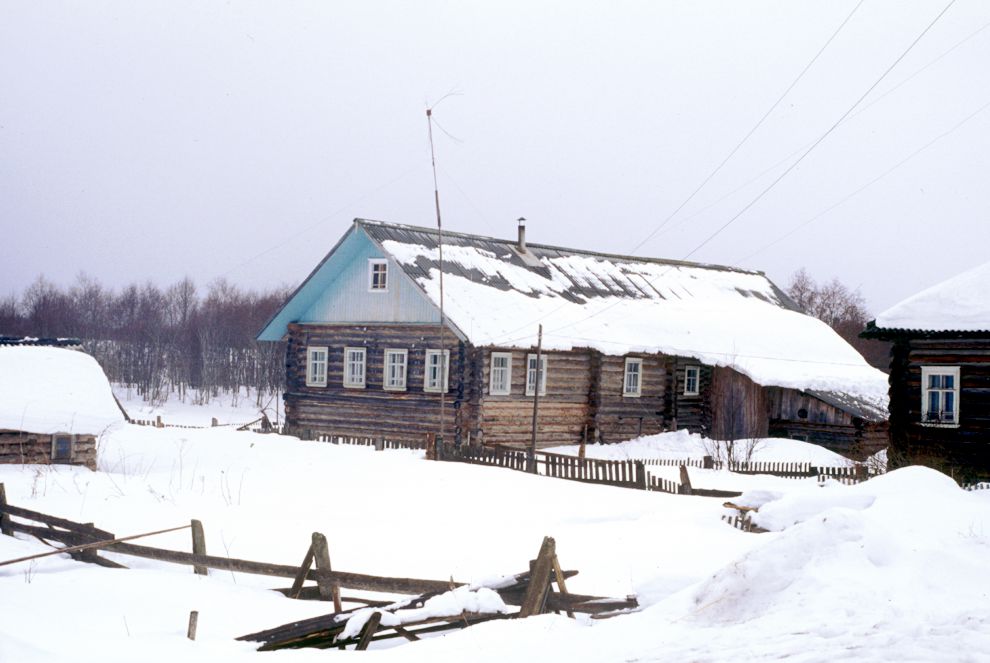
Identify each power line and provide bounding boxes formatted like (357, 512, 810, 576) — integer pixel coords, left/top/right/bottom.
(679, 0, 957, 263)
(492, 0, 957, 347)
(649, 15, 990, 245)
(627, 0, 866, 256)
(737, 96, 990, 263)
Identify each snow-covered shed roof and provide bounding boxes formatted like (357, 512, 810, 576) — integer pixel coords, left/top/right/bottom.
(262, 219, 889, 413)
(0, 346, 126, 435)
(870, 260, 990, 334)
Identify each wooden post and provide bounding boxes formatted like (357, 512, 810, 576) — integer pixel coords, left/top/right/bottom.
(187, 610, 199, 640)
(703, 455, 714, 469)
(678, 465, 693, 495)
(0, 484, 12, 537)
(355, 611, 382, 651)
(311, 532, 342, 611)
(634, 461, 647, 490)
(211, 417, 218, 427)
(519, 536, 555, 618)
(190, 520, 208, 576)
(156, 415, 163, 428)
(288, 544, 315, 599)
(374, 437, 384, 451)
(529, 324, 543, 472)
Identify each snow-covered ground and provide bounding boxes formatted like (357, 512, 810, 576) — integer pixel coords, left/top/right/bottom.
(1, 398, 989, 662)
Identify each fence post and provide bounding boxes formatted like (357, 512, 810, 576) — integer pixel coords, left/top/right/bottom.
(312, 532, 342, 612)
(187, 610, 199, 640)
(678, 465, 694, 496)
(0, 484, 12, 536)
(374, 437, 384, 451)
(703, 455, 713, 470)
(191, 519, 208, 576)
(634, 461, 647, 490)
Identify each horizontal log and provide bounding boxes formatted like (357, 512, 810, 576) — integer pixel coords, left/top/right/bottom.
(1, 504, 114, 538)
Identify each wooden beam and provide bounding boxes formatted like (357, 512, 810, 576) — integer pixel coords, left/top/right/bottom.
(355, 612, 382, 651)
(288, 544, 315, 600)
(550, 554, 574, 619)
(519, 536, 555, 618)
(0, 484, 12, 536)
(0, 524, 191, 568)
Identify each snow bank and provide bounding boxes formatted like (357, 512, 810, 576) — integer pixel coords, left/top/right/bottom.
(546, 430, 851, 466)
(0, 346, 124, 434)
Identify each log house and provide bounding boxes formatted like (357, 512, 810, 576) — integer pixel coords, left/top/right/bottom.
(259, 219, 887, 457)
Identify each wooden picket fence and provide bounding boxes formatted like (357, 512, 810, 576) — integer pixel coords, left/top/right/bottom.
(314, 434, 428, 452)
(963, 481, 990, 492)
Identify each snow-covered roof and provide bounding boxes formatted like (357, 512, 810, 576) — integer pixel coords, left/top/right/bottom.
(0, 346, 125, 435)
(360, 220, 889, 411)
(873, 260, 990, 333)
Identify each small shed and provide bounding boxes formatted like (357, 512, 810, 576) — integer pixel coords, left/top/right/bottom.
(0, 342, 125, 470)
(863, 261, 990, 481)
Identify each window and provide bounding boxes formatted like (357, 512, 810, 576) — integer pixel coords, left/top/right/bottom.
(306, 346, 328, 387)
(623, 357, 642, 397)
(424, 349, 450, 392)
(384, 349, 408, 391)
(921, 366, 959, 426)
(343, 347, 366, 388)
(51, 434, 73, 461)
(684, 365, 700, 396)
(526, 353, 547, 396)
(490, 352, 512, 395)
(368, 259, 388, 292)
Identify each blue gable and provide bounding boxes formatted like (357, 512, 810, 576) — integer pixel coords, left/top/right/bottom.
(256, 223, 447, 341)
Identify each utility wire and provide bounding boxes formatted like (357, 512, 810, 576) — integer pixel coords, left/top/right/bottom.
(627, 0, 866, 255)
(492, 0, 957, 346)
(737, 95, 990, 263)
(680, 0, 957, 262)
(650, 15, 990, 244)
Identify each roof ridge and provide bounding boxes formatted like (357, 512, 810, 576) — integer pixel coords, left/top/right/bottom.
(354, 218, 765, 276)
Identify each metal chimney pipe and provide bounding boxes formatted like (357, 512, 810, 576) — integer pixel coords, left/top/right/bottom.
(517, 217, 527, 252)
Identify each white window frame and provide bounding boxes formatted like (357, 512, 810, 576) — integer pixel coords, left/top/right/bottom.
(489, 352, 513, 396)
(343, 346, 366, 388)
(384, 348, 408, 391)
(683, 365, 700, 396)
(368, 259, 389, 292)
(623, 357, 643, 397)
(305, 346, 329, 387)
(424, 349, 450, 392)
(51, 433, 74, 461)
(525, 353, 547, 396)
(921, 365, 960, 427)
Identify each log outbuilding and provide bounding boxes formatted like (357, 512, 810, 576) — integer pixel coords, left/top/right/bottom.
(259, 219, 888, 458)
(0, 340, 125, 470)
(863, 261, 990, 481)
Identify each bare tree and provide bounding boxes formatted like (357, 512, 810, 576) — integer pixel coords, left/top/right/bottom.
(786, 269, 890, 370)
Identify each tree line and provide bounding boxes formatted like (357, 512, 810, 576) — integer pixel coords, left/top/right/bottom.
(0, 274, 292, 407)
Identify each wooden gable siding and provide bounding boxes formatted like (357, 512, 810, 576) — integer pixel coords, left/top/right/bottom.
(888, 337, 990, 480)
(299, 233, 440, 325)
(284, 323, 470, 444)
(477, 348, 591, 448)
(593, 352, 666, 443)
(764, 387, 884, 459)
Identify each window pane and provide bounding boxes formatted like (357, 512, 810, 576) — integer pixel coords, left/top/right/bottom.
(943, 374, 954, 389)
(944, 392, 955, 419)
(928, 391, 940, 419)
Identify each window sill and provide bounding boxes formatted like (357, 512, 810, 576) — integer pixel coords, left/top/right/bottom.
(383, 386, 407, 392)
(622, 392, 642, 398)
(918, 421, 960, 429)
(343, 383, 366, 389)
(305, 382, 328, 388)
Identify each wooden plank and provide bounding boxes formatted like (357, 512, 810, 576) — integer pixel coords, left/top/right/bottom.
(355, 612, 382, 651)
(551, 554, 574, 619)
(0, 502, 114, 537)
(288, 544, 315, 599)
(0, 523, 191, 568)
(519, 536, 555, 618)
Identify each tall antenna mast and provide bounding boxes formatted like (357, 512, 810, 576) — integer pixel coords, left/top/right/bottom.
(426, 107, 447, 448)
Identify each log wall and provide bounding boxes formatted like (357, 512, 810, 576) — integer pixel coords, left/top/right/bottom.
(284, 323, 470, 444)
(593, 353, 666, 443)
(669, 359, 713, 435)
(477, 348, 591, 448)
(888, 337, 990, 481)
(0, 431, 97, 470)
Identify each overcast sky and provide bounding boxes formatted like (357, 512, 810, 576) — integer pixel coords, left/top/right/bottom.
(2, 0, 987, 315)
